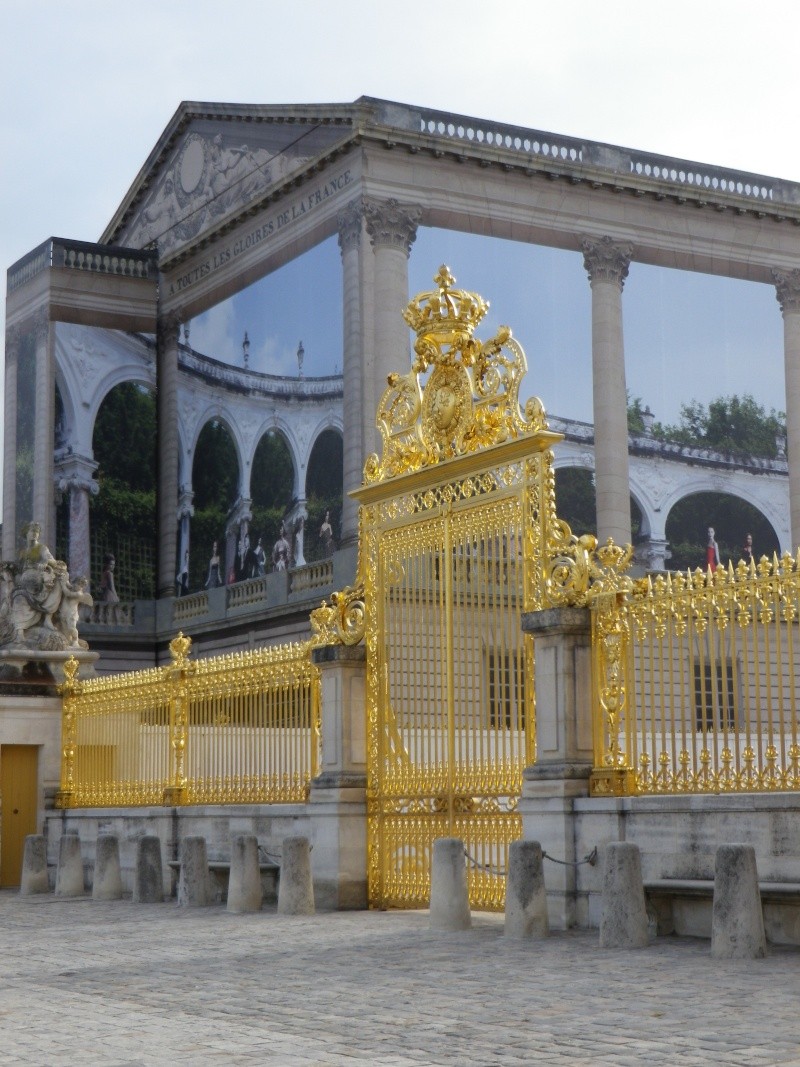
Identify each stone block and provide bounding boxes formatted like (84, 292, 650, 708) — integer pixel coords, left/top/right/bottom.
(55, 833, 84, 897)
(599, 842, 648, 949)
(19, 834, 49, 895)
(227, 834, 262, 914)
(133, 835, 164, 904)
(429, 837, 471, 932)
(278, 836, 315, 915)
(92, 834, 123, 901)
(177, 836, 212, 907)
(711, 844, 767, 959)
(504, 840, 548, 940)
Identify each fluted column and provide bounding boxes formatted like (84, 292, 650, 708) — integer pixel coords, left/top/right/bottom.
(55, 453, 99, 581)
(157, 312, 181, 598)
(337, 199, 367, 545)
(364, 195, 421, 410)
(3, 326, 20, 558)
(31, 310, 55, 544)
(582, 236, 633, 547)
(774, 269, 800, 548)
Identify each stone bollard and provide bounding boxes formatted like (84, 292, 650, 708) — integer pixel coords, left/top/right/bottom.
(55, 833, 85, 897)
(133, 835, 164, 904)
(178, 836, 212, 908)
(430, 837, 471, 931)
(227, 834, 262, 914)
(277, 836, 315, 916)
(599, 842, 649, 949)
(92, 834, 123, 901)
(711, 844, 767, 959)
(504, 840, 548, 940)
(19, 835, 49, 895)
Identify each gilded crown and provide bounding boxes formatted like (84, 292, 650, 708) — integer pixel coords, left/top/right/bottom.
(403, 265, 489, 349)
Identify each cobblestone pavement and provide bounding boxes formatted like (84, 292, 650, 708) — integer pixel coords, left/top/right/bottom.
(2, 891, 799, 1066)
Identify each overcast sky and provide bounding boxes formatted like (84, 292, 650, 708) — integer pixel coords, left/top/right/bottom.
(3, 0, 799, 432)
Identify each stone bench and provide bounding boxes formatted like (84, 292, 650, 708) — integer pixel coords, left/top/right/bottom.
(168, 860, 279, 904)
(644, 878, 800, 945)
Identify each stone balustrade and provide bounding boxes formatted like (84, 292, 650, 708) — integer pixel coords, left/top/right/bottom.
(415, 103, 780, 204)
(7, 238, 158, 293)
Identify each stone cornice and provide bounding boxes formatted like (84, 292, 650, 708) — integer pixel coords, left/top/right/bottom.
(581, 235, 633, 290)
(363, 197, 422, 255)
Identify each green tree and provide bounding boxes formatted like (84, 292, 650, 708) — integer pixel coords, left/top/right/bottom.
(91, 383, 157, 598)
(654, 394, 785, 458)
(191, 421, 240, 589)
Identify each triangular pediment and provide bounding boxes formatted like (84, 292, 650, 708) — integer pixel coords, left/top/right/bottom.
(102, 100, 370, 260)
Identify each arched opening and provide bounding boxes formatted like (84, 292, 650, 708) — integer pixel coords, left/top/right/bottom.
(191, 420, 240, 590)
(553, 467, 642, 540)
(249, 430, 295, 570)
(91, 381, 156, 600)
(666, 492, 779, 571)
(305, 429, 343, 560)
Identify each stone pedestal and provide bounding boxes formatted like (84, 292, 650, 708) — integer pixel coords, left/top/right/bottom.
(309, 644, 367, 909)
(519, 607, 593, 930)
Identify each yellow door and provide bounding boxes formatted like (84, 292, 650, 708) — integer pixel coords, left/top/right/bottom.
(0, 745, 40, 888)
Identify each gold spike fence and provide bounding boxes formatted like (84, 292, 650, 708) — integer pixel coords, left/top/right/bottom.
(56, 633, 320, 808)
(590, 554, 800, 796)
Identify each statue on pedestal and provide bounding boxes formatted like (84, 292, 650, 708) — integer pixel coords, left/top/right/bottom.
(0, 522, 93, 652)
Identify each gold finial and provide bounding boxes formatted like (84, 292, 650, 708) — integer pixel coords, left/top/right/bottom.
(403, 265, 490, 365)
(169, 632, 192, 665)
(363, 266, 551, 484)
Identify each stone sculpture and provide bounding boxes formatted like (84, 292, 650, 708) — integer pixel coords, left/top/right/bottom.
(0, 522, 92, 653)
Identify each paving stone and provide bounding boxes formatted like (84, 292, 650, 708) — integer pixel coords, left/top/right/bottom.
(2, 890, 800, 1064)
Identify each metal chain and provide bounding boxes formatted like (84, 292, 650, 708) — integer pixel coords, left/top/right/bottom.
(462, 844, 597, 878)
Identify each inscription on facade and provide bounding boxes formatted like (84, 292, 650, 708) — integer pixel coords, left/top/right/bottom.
(167, 169, 353, 297)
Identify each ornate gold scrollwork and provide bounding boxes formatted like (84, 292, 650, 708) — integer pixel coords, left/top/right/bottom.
(363, 266, 550, 484)
(310, 582, 366, 647)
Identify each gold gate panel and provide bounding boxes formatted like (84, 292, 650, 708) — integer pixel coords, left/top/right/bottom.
(353, 267, 563, 911)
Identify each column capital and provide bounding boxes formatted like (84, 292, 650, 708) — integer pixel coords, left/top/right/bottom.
(157, 310, 182, 349)
(772, 268, 800, 314)
(581, 235, 633, 290)
(363, 197, 422, 256)
(54, 453, 99, 498)
(177, 485, 195, 522)
(337, 198, 364, 257)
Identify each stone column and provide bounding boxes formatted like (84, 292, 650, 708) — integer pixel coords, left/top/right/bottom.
(308, 644, 367, 910)
(54, 453, 99, 581)
(338, 199, 367, 546)
(582, 236, 633, 547)
(31, 310, 55, 545)
(773, 269, 800, 549)
(518, 607, 593, 930)
(3, 326, 19, 558)
(156, 312, 181, 598)
(364, 197, 421, 443)
(635, 538, 671, 572)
